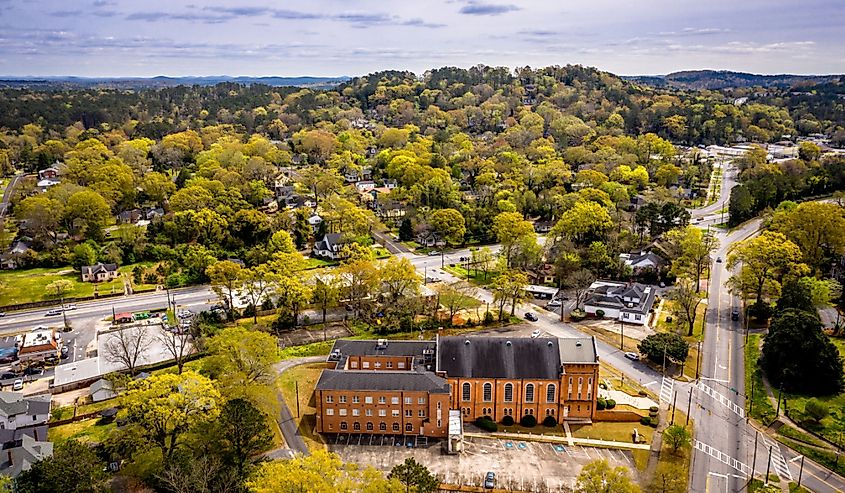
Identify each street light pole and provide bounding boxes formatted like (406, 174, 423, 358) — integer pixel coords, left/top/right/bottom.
(620, 319, 625, 350)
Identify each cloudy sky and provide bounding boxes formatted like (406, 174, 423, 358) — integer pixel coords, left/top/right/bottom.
(1, 0, 843, 77)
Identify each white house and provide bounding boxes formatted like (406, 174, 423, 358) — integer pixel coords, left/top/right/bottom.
(81, 263, 119, 282)
(619, 252, 666, 272)
(0, 392, 51, 430)
(312, 233, 348, 260)
(582, 281, 657, 325)
(307, 214, 323, 231)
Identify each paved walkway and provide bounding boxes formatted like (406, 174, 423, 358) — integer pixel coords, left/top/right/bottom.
(599, 389, 657, 411)
(464, 431, 651, 451)
(268, 355, 327, 457)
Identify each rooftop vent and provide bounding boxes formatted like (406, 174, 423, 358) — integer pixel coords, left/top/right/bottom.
(464, 340, 470, 345)
(548, 341, 554, 347)
(575, 341, 582, 347)
(505, 341, 512, 346)
(376, 339, 388, 349)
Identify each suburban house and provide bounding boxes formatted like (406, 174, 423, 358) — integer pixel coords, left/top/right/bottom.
(526, 263, 556, 285)
(524, 284, 559, 300)
(81, 263, 119, 282)
(0, 392, 51, 429)
(17, 329, 61, 363)
(145, 208, 165, 221)
(0, 240, 32, 270)
(354, 181, 376, 193)
(373, 200, 407, 223)
(582, 281, 657, 326)
(117, 209, 143, 225)
(620, 251, 666, 273)
(36, 178, 60, 190)
(312, 233, 348, 260)
(313, 336, 600, 439)
(0, 434, 53, 477)
(415, 231, 445, 248)
(37, 167, 59, 180)
(307, 214, 323, 231)
(533, 220, 554, 234)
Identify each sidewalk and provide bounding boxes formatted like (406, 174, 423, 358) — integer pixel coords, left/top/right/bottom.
(464, 431, 651, 451)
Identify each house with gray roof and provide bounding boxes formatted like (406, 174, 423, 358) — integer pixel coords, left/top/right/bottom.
(0, 434, 53, 477)
(0, 392, 51, 430)
(312, 233, 348, 260)
(582, 280, 657, 325)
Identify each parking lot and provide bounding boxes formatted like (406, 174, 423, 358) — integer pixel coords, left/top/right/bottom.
(329, 434, 637, 491)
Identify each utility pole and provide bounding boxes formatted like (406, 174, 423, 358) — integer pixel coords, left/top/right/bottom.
(797, 455, 805, 488)
(686, 387, 693, 427)
(749, 430, 759, 488)
(620, 319, 625, 350)
(662, 343, 667, 376)
(671, 390, 678, 425)
(764, 446, 773, 485)
(695, 340, 702, 380)
(295, 381, 300, 418)
(775, 382, 784, 417)
(748, 375, 755, 418)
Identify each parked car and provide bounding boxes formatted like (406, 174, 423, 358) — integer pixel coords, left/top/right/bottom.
(45, 309, 62, 316)
(624, 352, 641, 361)
(716, 257, 723, 263)
(0, 372, 18, 380)
(177, 310, 194, 319)
(63, 304, 77, 311)
(524, 312, 538, 322)
(44, 356, 58, 365)
(0, 312, 6, 317)
(731, 308, 740, 321)
(61, 346, 70, 358)
(531, 329, 541, 338)
(12, 379, 23, 391)
(484, 472, 496, 489)
(427, 251, 440, 256)
(547, 299, 562, 308)
(23, 367, 43, 376)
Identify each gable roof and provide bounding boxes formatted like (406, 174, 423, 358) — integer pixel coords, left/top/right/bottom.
(81, 263, 118, 275)
(437, 336, 562, 380)
(315, 370, 449, 394)
(0, 434, 53, 477)
(0, 392, 50, 419)
(584, 281, 657, 315)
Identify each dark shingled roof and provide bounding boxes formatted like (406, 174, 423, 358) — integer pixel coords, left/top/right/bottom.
(315, 370, 450, 393)
(437, 336, 562, 380)
(330, 339, 436, 358)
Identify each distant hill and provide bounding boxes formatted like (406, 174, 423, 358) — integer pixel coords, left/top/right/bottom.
(0, 75, 350, 90)
(623, 70, 843, 90)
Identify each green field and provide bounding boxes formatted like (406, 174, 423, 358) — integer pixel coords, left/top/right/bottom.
(0, 263, 156, 307)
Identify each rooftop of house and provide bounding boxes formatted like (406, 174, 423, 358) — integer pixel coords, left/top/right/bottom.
(81, 262, 118, 275)
(19, 330, 57, 351)
(558, 337, 599, 364)
(437, 336, 563, 380)
(0, 434, 53, 477)
(584, 281, 657, 315)
(315, 369, 450, 393)
(0, 392, 51, 419)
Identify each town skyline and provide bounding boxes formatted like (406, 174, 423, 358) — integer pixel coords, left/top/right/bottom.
(1, 0, 844, 77)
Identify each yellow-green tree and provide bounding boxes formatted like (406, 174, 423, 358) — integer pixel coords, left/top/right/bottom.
(575, 459, 640, 493)
(206, 260, 243, 319)
(772, 201, 845, 273)
(492, 212, 535, 268)
(727, 231, 807, 308)
(122, 371, 221, 461)
(247, 450, 402, 493)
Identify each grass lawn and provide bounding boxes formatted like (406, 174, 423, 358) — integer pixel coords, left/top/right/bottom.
(48, 418, 116, 445)
(0, 262, 157, 307)
(745, 334, 777, 423)
(305, 258, 337, 269)
(51, 398, 119, 422)
(442, 265, 499, 286)
(570, 421, 654, 444)
(277, 362, 326, 452)
(600, 362, 658, 401)
(571, 421, 655, 471)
